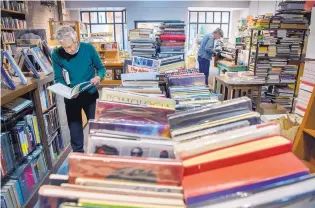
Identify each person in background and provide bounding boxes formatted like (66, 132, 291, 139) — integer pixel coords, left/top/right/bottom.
(52, 25, 105, 153)
(198, 28, 224, 86)
(155, 37, 162, 57)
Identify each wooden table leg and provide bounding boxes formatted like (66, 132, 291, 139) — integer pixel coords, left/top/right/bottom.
(214, 79, 218, 93)
(227, 87, 233, 100)
(256, 87, 262, 110)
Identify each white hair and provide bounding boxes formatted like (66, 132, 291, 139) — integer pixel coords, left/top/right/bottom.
(213, 28, 224, 38)
(55, 25, 77, 42)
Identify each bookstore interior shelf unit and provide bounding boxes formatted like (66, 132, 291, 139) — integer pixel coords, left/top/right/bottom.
(247, 27, 308, 112)
(1, 1, 27, 49)
(1, 74, 71, 208)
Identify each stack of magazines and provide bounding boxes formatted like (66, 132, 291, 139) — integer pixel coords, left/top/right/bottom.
(38, 96, 314, 208)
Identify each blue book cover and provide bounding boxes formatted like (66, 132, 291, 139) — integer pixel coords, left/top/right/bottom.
(2, 51, 27, 85)
(132, 56, 161, 71)
(20, 49, 41, 79)
(1, 66, 16, 90)
(30, 47, 53, 75)
(13, 180, 24, 205)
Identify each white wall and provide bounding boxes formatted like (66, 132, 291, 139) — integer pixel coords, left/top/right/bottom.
(248, 0, 277, 17)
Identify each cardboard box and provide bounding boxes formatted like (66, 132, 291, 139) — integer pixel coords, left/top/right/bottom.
(258, 103, 288, 115)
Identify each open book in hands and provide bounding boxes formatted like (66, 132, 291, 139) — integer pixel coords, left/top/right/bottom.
(47, 81, 92, 99)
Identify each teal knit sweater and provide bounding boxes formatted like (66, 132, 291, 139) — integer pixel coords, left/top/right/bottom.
(52, 42, 105, 94)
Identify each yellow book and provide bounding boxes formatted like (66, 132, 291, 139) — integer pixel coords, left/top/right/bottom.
(32, 115, 41, 144)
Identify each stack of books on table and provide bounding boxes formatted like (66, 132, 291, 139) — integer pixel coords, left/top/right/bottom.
(159, 54, 186, 74)
(280, 65, 298, 83)
(167, 73, 220, 111)
(129, 29, 155, 58)
(295, 61, 315, 118)
(159, 21, 186, 58)
(272, 86, 294, 110)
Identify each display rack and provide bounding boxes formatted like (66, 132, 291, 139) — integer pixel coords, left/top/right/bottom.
(1, 74, 71, 208)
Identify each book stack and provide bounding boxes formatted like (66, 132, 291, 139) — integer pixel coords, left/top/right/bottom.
(1, 0, 26, 12)
(295, 61, 315, 118)
(129, 29, 155, 58)
(167, 73, 220, 111)
(159, 21, 186, 57)
(1, 17, 26, 29)
(159, 54, 186, 74)
(253, 14, 271, 29)
(1, 31, 15, 44)
(281, 65, 297, 83)
(2, 147, 48, 207)
(273, 86, 294, 110)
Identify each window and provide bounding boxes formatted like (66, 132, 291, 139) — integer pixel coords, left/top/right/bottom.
(188, 11, 230, 49)
(81, 10, 127, 49)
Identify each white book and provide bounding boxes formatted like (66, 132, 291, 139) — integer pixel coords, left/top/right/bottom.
(47, 82, 91, 99)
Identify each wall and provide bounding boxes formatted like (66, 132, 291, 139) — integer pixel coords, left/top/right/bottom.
(66, 1, 250, 30)
(25, 1, 59, 40)
(248, 0, 277, 17)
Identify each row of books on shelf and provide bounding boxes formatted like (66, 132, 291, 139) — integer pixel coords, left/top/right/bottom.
(38, 93, 315, 207)
(1, 32, 15, 44)
(49, 133, 65, 164)
(1, 17, 26, 30)
(295, 60, 315, 118)
(43, 107, 60, 139)
(40, 83, 56, 112)
(1, 0, 26, 13)
(2, 146, 48, 208)
(1, 45, 53, 90)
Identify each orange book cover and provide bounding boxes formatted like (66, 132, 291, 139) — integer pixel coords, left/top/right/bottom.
(183, 135, 292, 176)
(183, 152, 309, 205)
(68, 153, 183, 186)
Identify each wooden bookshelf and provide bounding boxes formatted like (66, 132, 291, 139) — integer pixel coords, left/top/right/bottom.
(1, 73, 71, 207)
(293, 87, 315, 173)
(0, 8, 26, 15)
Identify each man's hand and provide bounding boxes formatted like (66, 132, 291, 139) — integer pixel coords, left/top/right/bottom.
(90, 76, 101, 86)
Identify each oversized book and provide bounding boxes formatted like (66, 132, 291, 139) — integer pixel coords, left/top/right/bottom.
(168, 74, 206, 87)
(182, 152, 309, 205)
(47, 82, 92, 99)
(95, 100, 174, 124)
(68, 153, 183, 186)
(100, 88, 175, 110)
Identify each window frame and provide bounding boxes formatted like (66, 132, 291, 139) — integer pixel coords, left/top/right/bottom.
(188, 11, 230, 49)
(80, 9, 127, 49)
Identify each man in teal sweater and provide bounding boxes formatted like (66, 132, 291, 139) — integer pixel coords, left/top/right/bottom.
(52, 25, 105, 152)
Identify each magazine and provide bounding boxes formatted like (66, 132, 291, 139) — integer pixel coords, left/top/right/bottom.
(47, 81, 92, 99)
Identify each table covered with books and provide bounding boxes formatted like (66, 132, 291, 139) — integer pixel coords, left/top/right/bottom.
(214, 74, 265, 108)
(216, 60, 248, 74)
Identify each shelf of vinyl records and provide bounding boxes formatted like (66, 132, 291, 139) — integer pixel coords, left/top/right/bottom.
(1, 50, 71, 207)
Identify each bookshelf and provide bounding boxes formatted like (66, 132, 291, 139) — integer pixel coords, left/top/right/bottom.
(1, 73, 71, 208)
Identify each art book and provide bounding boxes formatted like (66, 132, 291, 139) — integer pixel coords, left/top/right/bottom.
(47, 82, 92, 99)
(95, 100, 175, 124)
(132, 56, 161, 71)
(100, 88, 175, 109)
(2, 50, 27, 85)
(87, 134, 176, 159)
(68, 153, 183, 186)
(30, 47, 53, 75)
(89, 120, 171, 138)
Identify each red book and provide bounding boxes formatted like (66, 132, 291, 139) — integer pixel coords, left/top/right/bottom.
(68, 153, 183, 186)
(162, 42, 185, 46)
(183, 152, 309, 205)
(183, 135, 292, 176)
(160, 35, 186, 41)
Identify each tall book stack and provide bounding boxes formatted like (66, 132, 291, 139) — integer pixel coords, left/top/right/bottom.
(295, 61, 315, 118)
(129, 29, 155, 58)
(159, 21, 186, 58)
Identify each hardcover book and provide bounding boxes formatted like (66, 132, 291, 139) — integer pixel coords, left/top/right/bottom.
(132, 56, 161, 71)
(127, 65, 155, 73)
(87, 134, 176, 159)
(30, 47, 53, 75)
(168, 74, 205, 87)
(95, 100, 175, 124)
(100, 88, 175, 109)
(68, 153, 183, 186)
(2, 51, 27, 85)
(182, 153, 309, 205)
